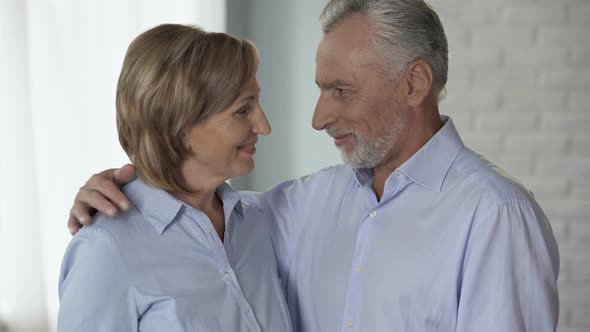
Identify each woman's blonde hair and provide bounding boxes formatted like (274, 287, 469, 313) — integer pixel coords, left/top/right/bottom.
(116, 24, 258, 193)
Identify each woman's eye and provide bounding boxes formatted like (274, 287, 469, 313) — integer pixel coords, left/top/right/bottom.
(236, 107, 251, 116)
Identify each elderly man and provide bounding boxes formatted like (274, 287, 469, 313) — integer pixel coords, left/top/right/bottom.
(68, 0, 559, 331)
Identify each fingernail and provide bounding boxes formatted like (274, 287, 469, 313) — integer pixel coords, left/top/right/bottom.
(121, 201, 129, 210)
(107, 208, 116, 216)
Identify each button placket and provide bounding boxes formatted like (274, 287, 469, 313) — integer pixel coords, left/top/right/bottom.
(191, 208, 261, 331)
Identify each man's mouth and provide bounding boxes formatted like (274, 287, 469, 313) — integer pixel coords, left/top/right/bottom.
(333, 133, 353, 147)
(327, 129, 354, 147)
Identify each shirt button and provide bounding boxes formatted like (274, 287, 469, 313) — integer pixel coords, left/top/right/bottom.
(355, 265, 363, 272)
(224, 272, 232, 280)
(369, 210, 377, 217)
(346, 320, 354, 328)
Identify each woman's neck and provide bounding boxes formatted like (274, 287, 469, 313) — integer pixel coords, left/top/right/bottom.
(172, 162, 228, 240)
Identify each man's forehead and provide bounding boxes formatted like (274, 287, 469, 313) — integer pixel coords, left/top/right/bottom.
(315, 14, 378, 67)
(318, 14, 374, 50)
(315, 42, 381, 80)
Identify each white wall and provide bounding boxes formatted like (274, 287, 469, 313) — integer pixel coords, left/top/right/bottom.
(0, 1, 226, 331)
(233, 1, 590, 331)
(429, 1, 590, 330)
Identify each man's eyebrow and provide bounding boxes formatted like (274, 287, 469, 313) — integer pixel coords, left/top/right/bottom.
(315, 80, 353, 89)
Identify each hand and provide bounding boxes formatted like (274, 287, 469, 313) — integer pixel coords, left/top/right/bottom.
(68, 164, 136, 235)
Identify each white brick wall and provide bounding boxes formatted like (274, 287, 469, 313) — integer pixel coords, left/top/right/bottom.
(429, 0, 590, 330)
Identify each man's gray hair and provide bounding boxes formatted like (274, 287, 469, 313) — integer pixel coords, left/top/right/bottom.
(320, 0, 448, 92)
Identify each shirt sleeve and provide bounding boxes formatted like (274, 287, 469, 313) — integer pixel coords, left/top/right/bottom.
(256, 179, 301, 279)
(58, 226, 138, 332)
(456, 200, 560, 332)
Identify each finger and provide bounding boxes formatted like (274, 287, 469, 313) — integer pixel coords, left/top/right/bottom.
(113, 164, 136, 186)
(68, 198, 93, 224)
(76, 188, 119, 217)
(67, 214, 83, 235)
(87, 173, 131, 212)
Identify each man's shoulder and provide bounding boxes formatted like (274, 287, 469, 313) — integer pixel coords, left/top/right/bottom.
(271, 163, 352, 194)
(242, 164, 353, 207)
(448, 147, 536, 206)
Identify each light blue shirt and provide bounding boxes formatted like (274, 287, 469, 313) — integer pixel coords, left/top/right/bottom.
(58, 178, 292, 332)
(247, 117, 559, 332)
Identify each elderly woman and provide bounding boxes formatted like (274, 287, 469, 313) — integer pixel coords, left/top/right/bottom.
(58, 24, 291, 331)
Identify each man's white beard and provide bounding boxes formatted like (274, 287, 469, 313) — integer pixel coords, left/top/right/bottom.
(340, 110, 407, 169)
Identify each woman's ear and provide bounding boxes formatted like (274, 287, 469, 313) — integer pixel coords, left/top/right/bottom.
(181, 131, 191, 151)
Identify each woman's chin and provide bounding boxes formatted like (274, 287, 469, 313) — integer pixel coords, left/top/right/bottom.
(231, 160, 255, 178)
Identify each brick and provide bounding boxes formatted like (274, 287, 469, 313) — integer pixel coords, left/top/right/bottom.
(559, 281, 590, 304)
(571, 257, 590, 282)
(494, 156, 534, 179)
(560, 259, 573, 283)
(558, 301, 573, 327)
(571, 221, 590, 242)
(471, 69, 538, 91)
(450, 47, 502, 67)
(571, 181, 590, 199)
(569, 92, 590, 111)
(519, 177, 569, 197)
(445, 27, 471, 49)
(540, 69, 590, 90)
(505, 133, 569, 156)
(557, 327, 590, 332)
(570, 47, 590, 67)
(537, 152, 590, 177)
(558, 240, 590, 259)
(502, 4, 567, 25)
(540, 112, 590, 132)
(570, 304, 590, 327)
(444, 70, 472, 92)
(434, 3, 505, 25)
(500, 91, 567, 109)
(571, 136, 590, 157)
(461, 133, 505, 156)
(541, 200, 590, 220)
(547, 218, 570, 243)
(460, 4, 502, 25)
(538, 27, 590, 47)
(568, 2, 590, 24)
(444, 112, 473, 132)
(504, 47, 569, 67)
(429, 0, 472, 18)
(443, 90, 500, 110)
(472, 26, 536, 48)
(475, 111, 538, 131)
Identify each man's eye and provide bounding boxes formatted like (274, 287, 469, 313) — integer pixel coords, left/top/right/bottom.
(335, 88, 346, 97)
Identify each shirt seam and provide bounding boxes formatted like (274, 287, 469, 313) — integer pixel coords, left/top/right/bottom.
(96, 225, 141, 316)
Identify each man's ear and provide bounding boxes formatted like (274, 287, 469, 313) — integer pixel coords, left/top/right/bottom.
(403, 60, 434, 107)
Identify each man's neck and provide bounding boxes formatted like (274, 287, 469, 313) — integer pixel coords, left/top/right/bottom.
(372, 111, 443, 201)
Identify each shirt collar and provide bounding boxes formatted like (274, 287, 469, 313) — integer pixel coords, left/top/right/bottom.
(353, 116, 464, 192)
(397, 116, 464, 191)
(124, 177, 244, 235)
(216, 181, 244, 220)
(123, 176, 183, 235)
